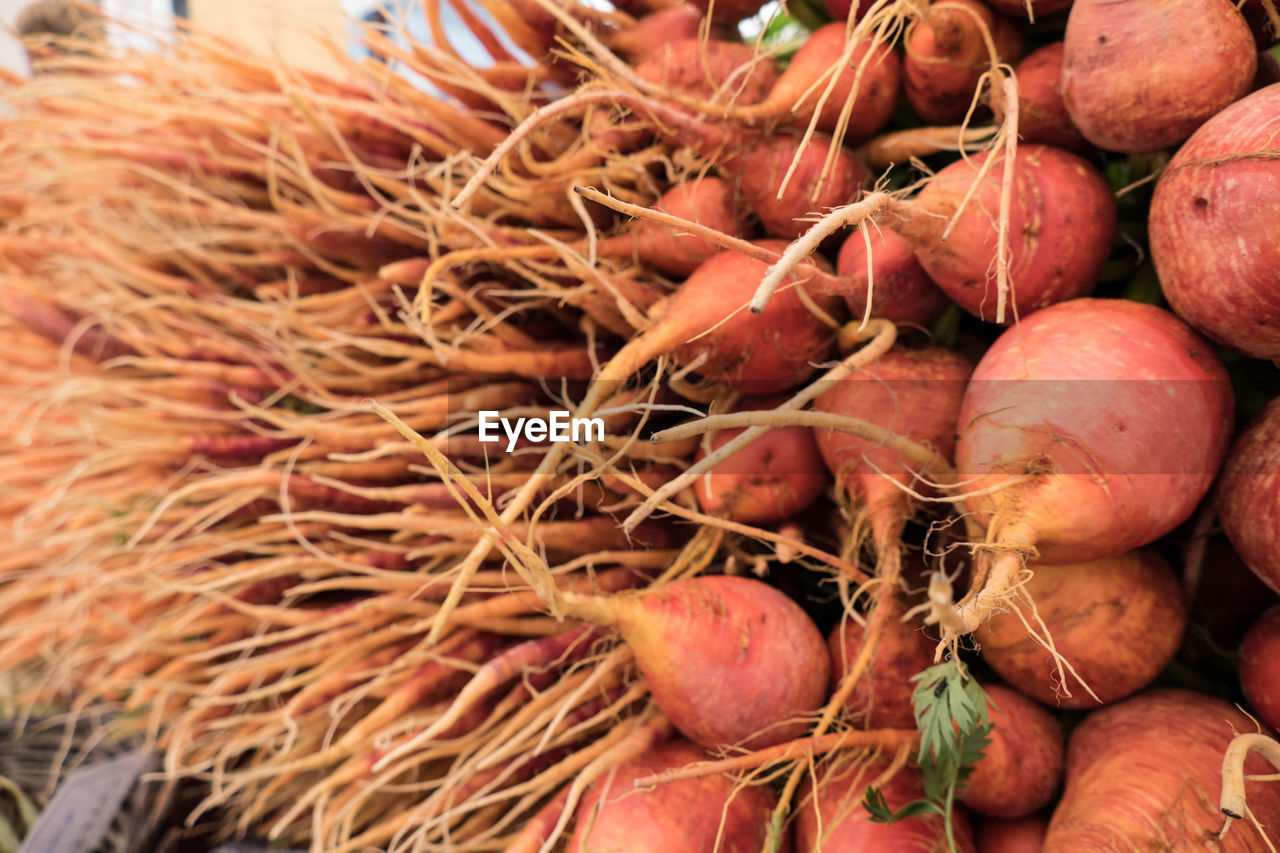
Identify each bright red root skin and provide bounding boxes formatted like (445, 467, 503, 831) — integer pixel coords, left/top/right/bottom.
(1043, 690, 1280, 852)
(694, 401, 829, 525)
(762, 24, 901, 143)
(1220, 398, 1280, 596)
(963, 684, 1064, 819)
(974, 550, 1186, 708)
(834, 227, 951, 327)
(826, 597, 935, 730)
(595, 99, 868, 240)
(732, 134, 869, 239)
(1061, 0, 1256, 153)
(605, 5, 711, 61)
(1240, 605, 1280, 734)
(974, 814, 1049, 853)
(895, 145, 1115, 324)
(1149, 84, 1280, 361)
(990, 42, 1091, 155)
(795, 760, 977, 852)
(583, 575, 830, 751)
(956, 299, 1234, 566)
(636, 39, 781, 104)
(813, 344, 971, 552)
(628, 176, 754, 277)
(665, 242, 842, 394)
(568, 738, 788, 853)
(903, 0, 1026, 125)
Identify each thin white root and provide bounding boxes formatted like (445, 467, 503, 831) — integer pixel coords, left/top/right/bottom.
(992, 72, 1019, 324)
(619, 318, 898, 533)
(749, 192, 898, 314)
(1220, 732, 1280, 852)
(944, 523, 1038, 640)
(651, 409, 953, 480)
(1262, 0, 1280, 38)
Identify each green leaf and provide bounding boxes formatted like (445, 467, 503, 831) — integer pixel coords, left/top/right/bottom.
(783, 0, 832, 31)
(862, 788, 944, 824)
(930, 303, 963, 350)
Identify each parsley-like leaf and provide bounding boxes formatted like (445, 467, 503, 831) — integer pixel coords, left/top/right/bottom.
(875, 658, 997, 853)
(862, 788, 944, 823)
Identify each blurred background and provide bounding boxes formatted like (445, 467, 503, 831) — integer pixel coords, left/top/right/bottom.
(0, 0, 502, 77)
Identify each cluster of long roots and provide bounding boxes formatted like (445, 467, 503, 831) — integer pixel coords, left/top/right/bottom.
(0, 3, 1021, 851)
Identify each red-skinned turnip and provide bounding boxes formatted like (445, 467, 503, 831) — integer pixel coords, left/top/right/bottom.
(1149, 84, 1280, 360)
(1044, 690, 1280, 851)
(963, 684, 1064, 818)
(569, 738, 786, 852)
(694, 397, 829, 525)
(974, 550, 1186, 708)
(562, 575, 830, 750)
(1240, 604, 1280, 733)
(795, 759, 978, 852)
(946, 299, 1232, 638)
(904, 0, 1025, 124)
(1062, 0, 1256, 152)
(1218, 397, 1280, 595)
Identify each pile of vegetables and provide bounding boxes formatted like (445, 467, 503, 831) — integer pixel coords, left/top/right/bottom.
(1, 0, 1280, 851)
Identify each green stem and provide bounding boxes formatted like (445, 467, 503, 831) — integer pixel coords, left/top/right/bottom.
(944, 777, 959, 853)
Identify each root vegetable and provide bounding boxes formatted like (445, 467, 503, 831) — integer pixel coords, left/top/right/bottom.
(576, 184, 948, 324)
(795, 759, 977, 852)
(390, 625, 606, 754)
(891, 145, 1114, 323)
(560, 575, 830, 750)
(609, 176, 752, 277)
(1240, 604, 1280, 733)
(458, 94, 868, 240)
(1062, 0, 1256, 152)
(736, 133, 869, 239)
(1148, 84, 1280, 360)
(694, 398, 829, 525)
(813, 345, 971, 533)
(826, 596, 935, 730)
(948, 299, 1233, 638)
(1218, 398, 1280, 595)
(567, 738, 784, 853)
(903, 0, 1025, 124)
(974, 550, 1186, 708)
(636, 38, 781, 104)
(835, 227, 951, 327)
(963, 684, 1064, 818)
(750, 145, 1112, 323)
(990, 42, 1090, 155)
(400, 176, 748, 288)
(1044, 689, 1280, 852)
(617, 242, 841, 394)
(750, 23, 901, 141)
(604, 5, 710, 60)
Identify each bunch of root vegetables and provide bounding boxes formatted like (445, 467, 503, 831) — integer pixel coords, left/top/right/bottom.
(3, 0, 1280, 850)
